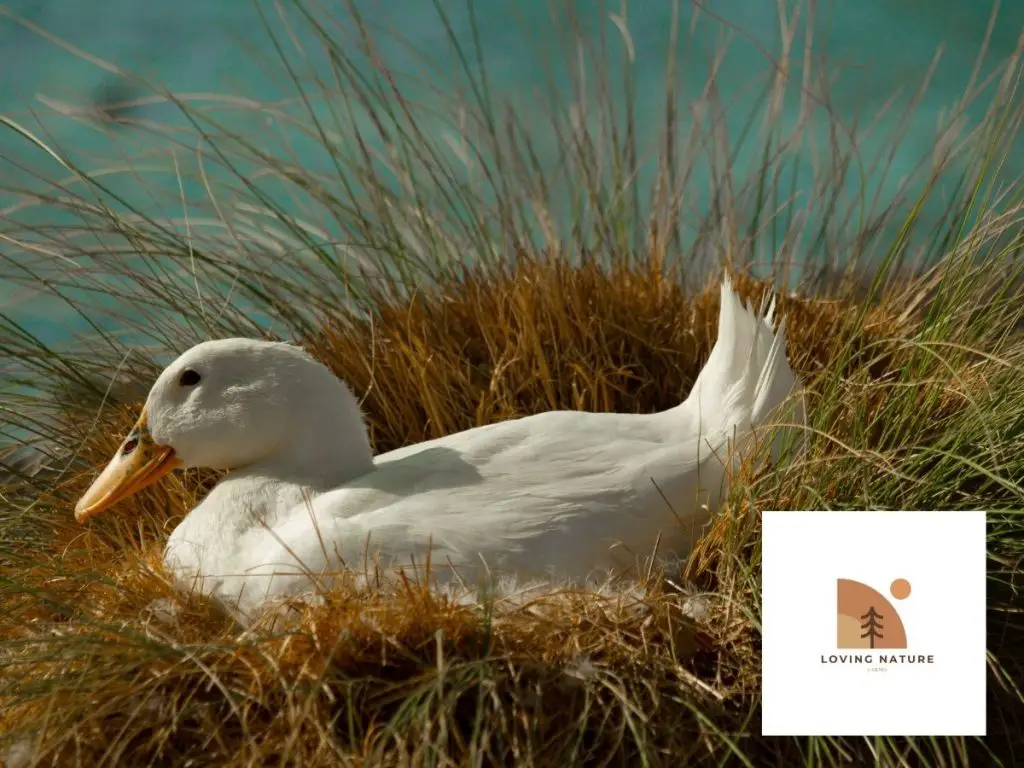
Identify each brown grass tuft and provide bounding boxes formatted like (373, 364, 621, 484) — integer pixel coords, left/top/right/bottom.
(307, 257, 913, 452)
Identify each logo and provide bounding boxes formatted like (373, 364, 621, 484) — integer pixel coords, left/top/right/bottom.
(821, 578, 934, 668)
(761, 511, 986, 736)
(839, 577, 909, 648)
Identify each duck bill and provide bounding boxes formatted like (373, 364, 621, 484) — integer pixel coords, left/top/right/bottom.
(75, 408, 182, 523)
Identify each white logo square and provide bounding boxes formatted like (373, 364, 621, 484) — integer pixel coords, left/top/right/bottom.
(761, 510, 987, 736)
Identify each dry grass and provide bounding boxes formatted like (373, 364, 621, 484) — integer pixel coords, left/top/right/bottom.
(2, 254, 1020, 766)
(308, 259, 913, 452)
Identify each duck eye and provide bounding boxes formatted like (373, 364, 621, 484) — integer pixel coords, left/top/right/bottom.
(178, 369, 201, 387)
(122, 437, 139, 456)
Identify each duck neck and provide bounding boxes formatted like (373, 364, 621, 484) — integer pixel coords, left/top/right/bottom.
(263, 407, 374, 488)
(230, 373, 376, 491)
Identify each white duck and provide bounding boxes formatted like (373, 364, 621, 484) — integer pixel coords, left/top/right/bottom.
(75, 277, 802, 621)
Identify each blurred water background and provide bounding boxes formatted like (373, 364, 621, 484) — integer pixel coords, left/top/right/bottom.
(1, 0, 1022, 347)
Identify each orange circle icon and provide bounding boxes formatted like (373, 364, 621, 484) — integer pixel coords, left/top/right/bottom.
(890, 578, 912, 600)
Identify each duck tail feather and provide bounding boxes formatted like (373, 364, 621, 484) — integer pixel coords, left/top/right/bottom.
(693, 275, 804, 463)
(750, 314, 805, 464)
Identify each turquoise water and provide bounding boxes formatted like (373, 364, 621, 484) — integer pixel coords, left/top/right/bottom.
(1, 1, 1021, 346)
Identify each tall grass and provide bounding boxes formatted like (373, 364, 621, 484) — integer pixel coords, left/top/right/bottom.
(1, 0, 1023, 764)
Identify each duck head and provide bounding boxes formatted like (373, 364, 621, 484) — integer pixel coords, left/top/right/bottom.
(74, 338, 374, 523)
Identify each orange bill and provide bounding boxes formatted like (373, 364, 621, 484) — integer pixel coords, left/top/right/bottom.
(75, 407, 182, 523)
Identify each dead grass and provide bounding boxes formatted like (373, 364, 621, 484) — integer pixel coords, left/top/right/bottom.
(308, 259, 914, 452)
(3, 254, 1019, 766)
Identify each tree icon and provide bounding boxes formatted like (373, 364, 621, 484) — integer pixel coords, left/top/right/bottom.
(860, 606, 884, 648)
